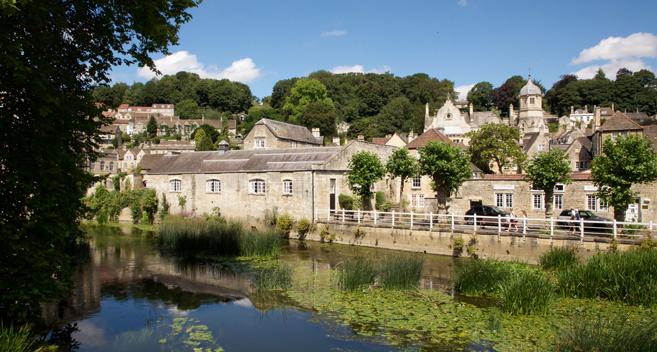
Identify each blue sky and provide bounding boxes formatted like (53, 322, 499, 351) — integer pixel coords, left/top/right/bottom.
(111, 0, 657, 100)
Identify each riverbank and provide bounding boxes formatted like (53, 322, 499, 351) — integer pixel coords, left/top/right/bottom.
(80, 219, 159, 232)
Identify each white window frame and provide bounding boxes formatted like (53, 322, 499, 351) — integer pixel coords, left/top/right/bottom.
(250, 179, 265, 194)
(495, 193, 513, 208)
(587, 194, 597, 211)
(411, 194, 425, 208)
(538, 144, 545, 151)
(100, 161, 105, 170)
(599, 199, 609, 212)
(255, 138, 265, 149)
(206, 179, 221, 193)
(170, 179, 182, 192)
(505, 193, 513, 208)
(283, 180, 293, 195)
(533, 194, 543, 209)
(291, 141, 297, 148)
(412, 176, 421, 189)
(554, 194, 563, 210)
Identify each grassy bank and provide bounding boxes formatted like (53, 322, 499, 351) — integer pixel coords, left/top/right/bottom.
(0, 324, 41, 352)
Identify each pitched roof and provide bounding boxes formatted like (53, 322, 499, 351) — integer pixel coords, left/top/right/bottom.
(372, 137, 391, 145)
(598, 111, 643, 132)
(406, 128, 453, 149)
(138, 154, 165, 170)
(625, 112, 650, 121)
(255, 119, 322, 145)
(522, 132, 540, 153)
(149, 147, 341, 174)
(577, 136, 593, 151)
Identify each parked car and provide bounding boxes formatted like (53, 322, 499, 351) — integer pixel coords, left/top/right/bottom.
(465, 206, 510, 227)
(557, 209, 613, 233)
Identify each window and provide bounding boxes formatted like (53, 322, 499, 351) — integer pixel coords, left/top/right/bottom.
(554, 194, 563, 210)
(109, 162, 114, 171)
(130, 163, 134, 169)
(538, 144, 545, 151)
(170, 179, 182, 192)
(108, 180, 113, 189)
(255, 139, 265, 149)
(206, 179, 221, 193)
(283, 180, 292, 194)
(100, 161, 105, 170)
(90, 162, 95, 170)
(496, 193, 513, 208)
(412, 176, 421, 189)
(530, 97, 535, 105)
(291, 141, 297, 148)
(533, 194, 543, 209)
(600, 199, 609, 212)
(411, 194, 425, 207)
(250, 179, 265, 194)
(124, 163, 127, 169)
(587, 195, 597, 211)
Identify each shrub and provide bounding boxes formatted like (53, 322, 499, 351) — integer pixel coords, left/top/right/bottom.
(539, 246, 579, 271)
(375, 191, 386, 210)
(337, 256, 378, 292)
(379, 253, 425, 290)
(296, 218, 313, 236)
(320, 223, 336, 242)
(277, 212, 293, 234)
(554, 316, 657, 352)
(378, 201, 394, 212)
(158, 193, 169, 220)
(0, 324, 40, 352)
(154, 137, 160, 144)
(453, 237, 465, 251)
(338, 194, 362, 210)
(499, 271, 553, 315)
(265, 206, 278, 225)
(134, 165, 142, 173)
(454, 259, 510, 296)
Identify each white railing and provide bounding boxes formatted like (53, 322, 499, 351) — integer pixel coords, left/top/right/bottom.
(316, 208, 655, 241)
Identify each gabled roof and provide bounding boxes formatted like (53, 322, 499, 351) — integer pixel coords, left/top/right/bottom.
(598, 111, 643, 132)
(372, 137, 391, 145)
(139, 154, 165, 171)
(625, 112, 650, 121)
(406, 128, 453, 149)
(522, 132, 540, 153)
(255, 118, 322, 145)
(577, 136, 593, 151)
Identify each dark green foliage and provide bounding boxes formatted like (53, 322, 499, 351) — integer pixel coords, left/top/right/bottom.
(158, 217, 282, 258)
(159, 193, 170, 220)
(379, 253, 425, 290)
(491, 76, 528, 115)
(374, 97, 414, 136)
(338, 194, 362, 210)
(467, 81, 494, 111)
(419, 141, 472, 213)
(556, 249, 657, 306)
(465, 123, 525, 174)
(111, 137, 119, 148)
(337, 256, 379, 292)
(298, 100, 337, 138)
(375, 191, 386, 210)
(554, 316, 657, 352)
(250, 264, 292, 290)
(524, 148, 572, 218)
(453, 259, 514, 296)
(0, 323, 40, 352)
(538, 247, 579, 271)
(190, 123, 220, 143)
(197, 135, 214, 151)
(147, 116, 158, 137)
(347, 151, 386, 200)
(385, 147, 418, 210)
(176, 98, 200, 119)
(498, 271, 554, 315)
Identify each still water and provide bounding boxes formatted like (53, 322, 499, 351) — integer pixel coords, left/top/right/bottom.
(45, 226, 467, 351)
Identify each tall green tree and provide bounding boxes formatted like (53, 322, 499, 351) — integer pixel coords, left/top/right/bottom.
(418, 141, 472, 214)
(467, 82, 494, 111)
(591, 134, 657, 222)
(283, 79, 335, 123)
(385, 148, 419, 211)
(523, 149, 572, 218)
(147, 116, 158, 137)
(298, 101, 337, 138)
(176, 98, 200, 119)
(0, 0, 199, 322)
(347, 151, 386, 205)
(374, 97, 414, 136)
(465, 123, 525, 174)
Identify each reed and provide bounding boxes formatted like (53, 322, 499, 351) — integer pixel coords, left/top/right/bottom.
(0, 323, 41, 352)
(337, 256, 378, 292)
(498, 271, 553, 315)
(453, 259, 512, 296)
(554, 316, 657, 352)
(251, 264, 293, 291)
(379, 253, 425, 290)
(538, 246, 579, 271)
(557, 248, 657, 306)
(239, 229, 282, 258)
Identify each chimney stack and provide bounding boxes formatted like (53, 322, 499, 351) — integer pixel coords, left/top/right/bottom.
(594, 106, 601, 130)
(469, 103, 474, 116)
(332, 136, 340, 144)
(202, 114, 204, 123)
(357, 135, 364, 141)
(585, 105, 588, 113)
(425, 103, 429, 116)
(571, 106, 574, 114)
(612, 103, 615, 112)
(312, 128, 321, 139)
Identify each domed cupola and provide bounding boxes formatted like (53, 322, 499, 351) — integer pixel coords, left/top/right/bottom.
(517, 75, 546, 133)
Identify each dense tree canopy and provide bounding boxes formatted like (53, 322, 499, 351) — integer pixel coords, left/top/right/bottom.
(418, 141, 472, 213)
(523, 149, 572, 218)
(347, 151, 386, 201)
(298, 101, 338, 138)
(467, 82, 494, 111)
(0, 0, 199, 322)
(386, 148, 419, 211)
(465, 123, 525, 174)
(283, 79, 335, 123)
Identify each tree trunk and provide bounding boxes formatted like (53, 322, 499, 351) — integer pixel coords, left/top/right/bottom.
(399, 177, 405, 212)
(495, 158, 504, 174)
(614, 206, 627, 223)
(434, 180, 450, 214)
(545, 188, 554, 218)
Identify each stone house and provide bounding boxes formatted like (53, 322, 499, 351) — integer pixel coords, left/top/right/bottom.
(99, 125, 121, 146)
(372, 132, 408, 147)
(145, 141, 394, 222)
(145, 140, 196, 155)
(243, 118, 322, 150)
(592, 111, 644, 156)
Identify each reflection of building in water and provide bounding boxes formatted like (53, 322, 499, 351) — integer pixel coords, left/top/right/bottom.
(42, 260, 101, 324)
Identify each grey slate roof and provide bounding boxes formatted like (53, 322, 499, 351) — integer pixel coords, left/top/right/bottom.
(149, 147, 342, 174)
(139, 154, 165, 171)
(522, 132, 540, 153)
(598, 112, 643, 132)
(519, 79, 542, 96)
(256, 119, 322, 145)
(625, 112, 650, 121)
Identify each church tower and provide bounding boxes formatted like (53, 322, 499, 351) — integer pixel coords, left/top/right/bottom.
(517, 75, 547, 133)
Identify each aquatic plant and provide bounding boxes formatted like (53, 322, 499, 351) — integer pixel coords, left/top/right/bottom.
(251, 264, 293, 290)
(453, 259, 511, 296)
(554, 315, 657, 352)
(538, 246, 579, 271)
(337, 256, 378, 292)
(557, 248, 657, 306)
(498, 271, 554, 315)
(158, 216, 242, 257)
(0, 323, 41, 352)
(379, 253, 425, 290)
(240, 229, 282, 258)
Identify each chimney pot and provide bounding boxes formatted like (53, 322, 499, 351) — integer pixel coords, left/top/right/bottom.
(357, 135, 364, 141)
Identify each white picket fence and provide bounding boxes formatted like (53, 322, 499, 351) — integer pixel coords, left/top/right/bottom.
(316, 208, 655, 241)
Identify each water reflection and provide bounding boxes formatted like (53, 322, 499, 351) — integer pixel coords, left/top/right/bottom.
(45, 225, 482, 351)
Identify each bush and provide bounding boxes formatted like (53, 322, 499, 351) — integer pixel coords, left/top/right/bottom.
(337, 256, 378, 292)
(375, 191, 386, 210)
(296, 218, 313, 236)
(379, 253, 425, 290)
(539, 246, 579, 271)
(277, 212, 293, 234)
(338, 194, 362, 210)
(0, 324, 40, 352)
(153, 137, 160, 144)
(499, 271, 553, 315)
(453, 237, 465, 251)
(175, 133, 182, 140)
(454, 259, 511, 296)
(554, 316, 657, 352)
(158, 193, 169, 220)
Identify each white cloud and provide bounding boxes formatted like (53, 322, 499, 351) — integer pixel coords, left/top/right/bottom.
(455, 84, 475, 100)
(458, 0, 468, 6)
(137, 51, 261, 83)
(321, 30, 346, 37)
(233, 298, 253, 308)
(329, 65, 391, 74)
(573, 58, 654, 79)
(571, 33, 657, 65)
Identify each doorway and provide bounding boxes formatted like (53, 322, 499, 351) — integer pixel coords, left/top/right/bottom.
(329, 179, 336, 214)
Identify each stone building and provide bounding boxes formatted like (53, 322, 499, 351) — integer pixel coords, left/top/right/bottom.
(592, 111, 644, 156)
(243, 118, 322, 150)
(516, 77, 548, 134)
(372, 132, 408, 147)
(145, 141, 394, 222)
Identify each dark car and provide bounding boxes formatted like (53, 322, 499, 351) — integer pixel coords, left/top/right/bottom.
(465, 206, 510, 227)
(557, 210, 613, 234)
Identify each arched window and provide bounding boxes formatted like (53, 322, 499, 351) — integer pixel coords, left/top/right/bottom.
(109, 162, 114, 171)
(283, 180, 292, 194)
(100, 161, 105, 170)
(206, 179, 221, 193)
(170, 179, 182, 192)
(250, 179, 265, 194)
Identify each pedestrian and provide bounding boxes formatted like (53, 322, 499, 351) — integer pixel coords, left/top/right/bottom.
(521, 210, 528, 230)
(571, 208, 581, 234)
(568, 207, 576, 232)
(508, 208, 518, 232)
